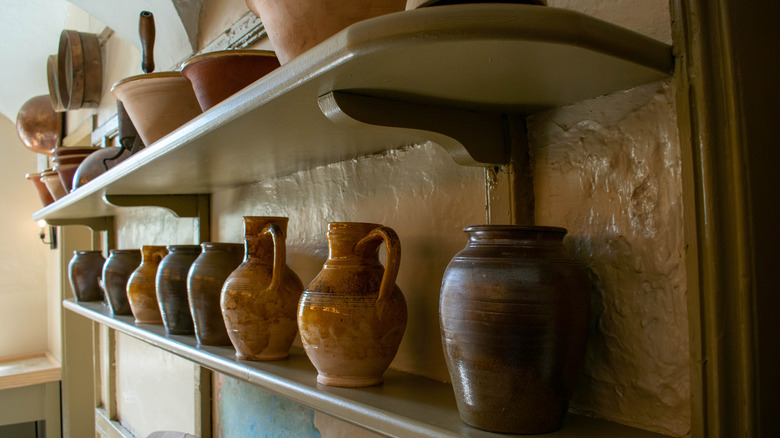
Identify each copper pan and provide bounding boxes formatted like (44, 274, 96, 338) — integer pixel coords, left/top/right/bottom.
(47, 55, 66, 112)
(16, 95, 62, 155)
(57, 30, 102, 110)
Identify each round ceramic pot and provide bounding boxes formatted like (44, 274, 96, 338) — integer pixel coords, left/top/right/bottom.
(127, 245, 168, 324)
(68, 250, 106, 302)
(244, 0, 406, 64)
(156, 245, 202, 335)
(188, 242, 244, 346)
(72, 147, 131, 191)
(181, 49, 280, 111)
(102, 249, 142, 316)
(298, 222, 407, 387)
(221, 217, 304, 360)
(41, 170, 67, 200)
(439, 225, 590, 434)
(111, 72, 202, 146)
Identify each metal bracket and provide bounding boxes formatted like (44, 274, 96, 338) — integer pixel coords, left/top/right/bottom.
(318, 91, 509, 166)
(104, 194, 211, 243)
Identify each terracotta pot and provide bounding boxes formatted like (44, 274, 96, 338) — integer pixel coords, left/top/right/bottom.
(54, 164, 79, 193)
(245, 0, 406, 64)
(440, 225, 590, 434)
(181, 49, 281, 111)
(221, 217, 303, 360)
(111, 72, 202, 146)
(40, 170, 67, 200)
(127, 245, 168, 324)
(68, 250, 106, 302)
(298, 222, 406, 387)
(15, 95, 61, 155)
(188, 242, 244, 346)
(102, 249, 142, 316)
(406, 0, 545, 9)
(156, 245, 201, 335)
(26, 172, 55, 207)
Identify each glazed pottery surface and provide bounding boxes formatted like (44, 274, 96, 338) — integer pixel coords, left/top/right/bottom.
(439, 225, 590, 434)
(245, 0, 405, 64)
(127, 245, 168, 324)
(111, 72, 202, 146)
(72, 147, 131, 191)
(188, 242, 244, 346)
(68, 250, 106, 302)
(54, 164, 79, 193)
(156, 245, 201, 335)
(298, 222, 407, 387)
(41, 170, 67, 200)
(181, 49, 281, 111)
(221, 217, 304, 360)
(102, 249, 142, 316)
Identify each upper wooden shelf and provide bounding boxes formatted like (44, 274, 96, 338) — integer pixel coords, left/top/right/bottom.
(0, 353, 61, 391)
(33, 4, 672, 222)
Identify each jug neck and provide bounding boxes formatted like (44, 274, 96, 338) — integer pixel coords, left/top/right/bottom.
(141, 245, 168, 263)
(326, 222, 383, 261)
(243, 216, 288, 261)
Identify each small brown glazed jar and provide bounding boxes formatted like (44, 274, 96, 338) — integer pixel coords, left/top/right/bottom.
(126, 245, 168, 324)
(298, 222, 407, 387)
(187, 242, 244, 346)
(102, 249, 142, 315)
(221, 217, 304, 360)
(68, 250, 106, 301)
(439, 225, 590, 434)
(156, 245, 201, 335)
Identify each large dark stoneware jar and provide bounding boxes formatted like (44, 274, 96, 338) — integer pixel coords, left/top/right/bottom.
(68, 250, 105, 301)
(439, 225, 590, 434)
(187, 242, 244, 346)
(102, 249, 141, 315)
(156, 245, 201, 335)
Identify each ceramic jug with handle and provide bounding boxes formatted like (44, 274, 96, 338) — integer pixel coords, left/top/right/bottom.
(298, 222, 407, 387)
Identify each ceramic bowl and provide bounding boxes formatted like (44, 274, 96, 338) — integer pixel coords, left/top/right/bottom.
(111, 72, 202, 146)
(55, 164, 80, 193)
(26, 172, 55, 207)
(52, 146, 102, 158)
(406, 0, 546, 8)
(181, 49, 281, 111)
(53, 153, 91, 166)
(245, 0, 406, 64)
(41, 170, 68, 200)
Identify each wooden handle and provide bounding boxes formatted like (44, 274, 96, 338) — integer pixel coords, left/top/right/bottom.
(139, 11, 155, 73)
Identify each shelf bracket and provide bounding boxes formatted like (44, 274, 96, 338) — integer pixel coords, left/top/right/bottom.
(318, 91, 509, 166)
(45, 216, 116, 251)
(104, 194, 211, 243)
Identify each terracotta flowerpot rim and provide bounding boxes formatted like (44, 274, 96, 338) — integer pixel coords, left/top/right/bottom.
(111, 71, 184, 93)
(181, 49, 278, 69)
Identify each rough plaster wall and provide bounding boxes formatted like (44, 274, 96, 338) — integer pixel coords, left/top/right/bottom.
(529, 80, 689, 436)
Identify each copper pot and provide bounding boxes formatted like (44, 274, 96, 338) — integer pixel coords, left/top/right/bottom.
(16, 95, 61, 155)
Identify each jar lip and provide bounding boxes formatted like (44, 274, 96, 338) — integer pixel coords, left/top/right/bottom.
(166, 244, 203, 251)
(109, 249, 140, 253)
(201, 242, 243, 248)
(74, 250, 103, 254)
(464, 225, 568, 234)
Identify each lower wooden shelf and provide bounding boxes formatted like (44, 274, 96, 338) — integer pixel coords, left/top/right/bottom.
(64, 299, 669, 438)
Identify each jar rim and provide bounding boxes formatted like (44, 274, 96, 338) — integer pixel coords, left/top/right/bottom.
(464, 225, 567, 234)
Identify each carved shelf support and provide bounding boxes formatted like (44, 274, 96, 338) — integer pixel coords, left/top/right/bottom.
(45, 216, 116, 250)
(104, 194, 211, 243)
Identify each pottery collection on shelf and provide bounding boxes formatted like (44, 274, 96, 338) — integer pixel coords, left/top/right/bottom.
(126, 245, 168, 324)
(102, 249, 142, 316)
(68, 250, 106, 302)
(156, 245, 202, 335)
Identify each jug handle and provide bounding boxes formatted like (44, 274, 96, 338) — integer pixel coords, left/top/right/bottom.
(261, 223, 286, 292)
(356, 226, 401, 307)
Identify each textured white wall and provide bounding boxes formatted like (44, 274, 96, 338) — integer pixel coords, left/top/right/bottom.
(0, 115, 51, 358)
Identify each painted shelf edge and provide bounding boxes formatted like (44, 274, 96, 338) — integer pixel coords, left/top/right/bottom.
(0, 353, 62, 391)
(32, 5, 672, 223)
(63, 299, 671, 438)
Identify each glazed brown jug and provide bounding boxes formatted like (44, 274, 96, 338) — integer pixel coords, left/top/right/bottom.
(298, 222, 407, 387)
(439, 225, 590, 434)
(126, 245, 168, 324)
(68, 250, 105, 302)
(221, 217, 303, 360)
(188, 242, 244, 346)
(156, 245, 201, 335)
(102, 249, 142, 315)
